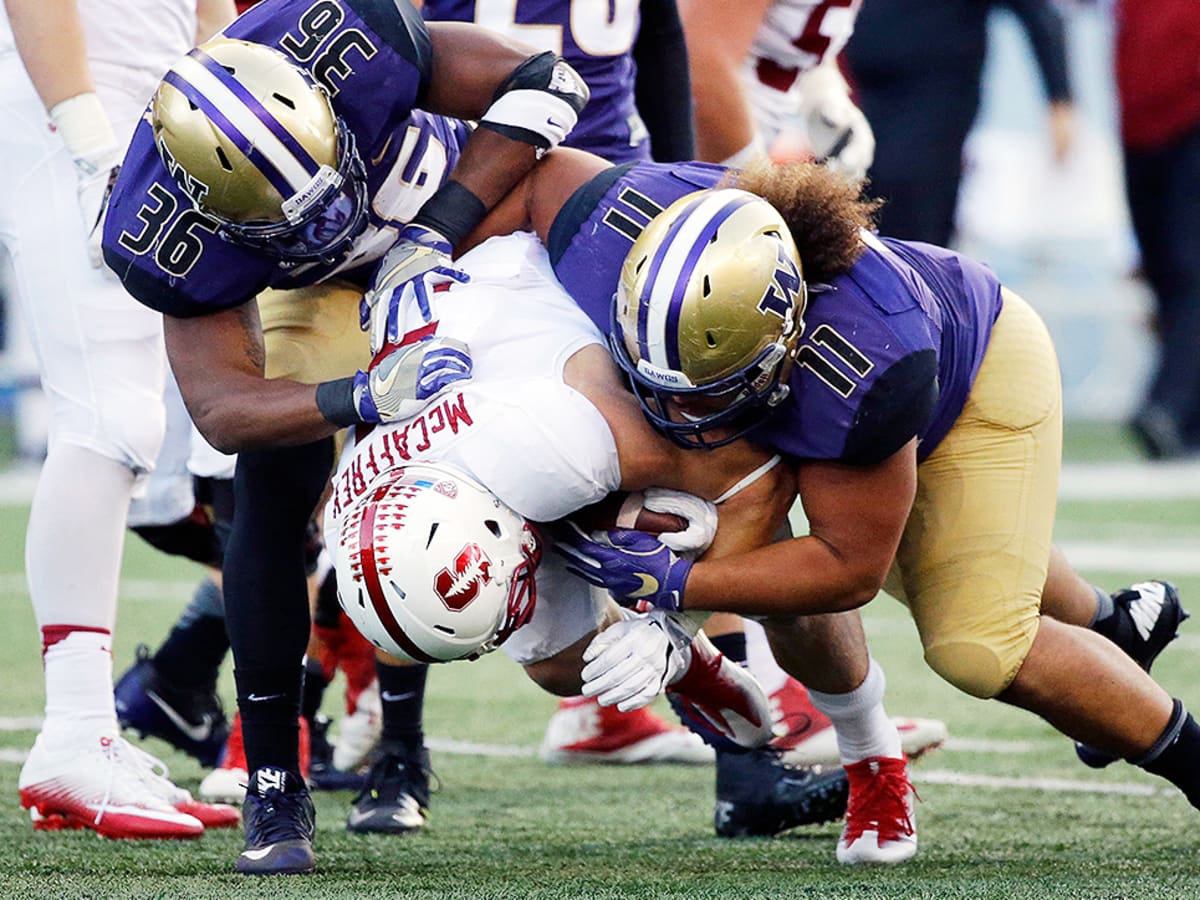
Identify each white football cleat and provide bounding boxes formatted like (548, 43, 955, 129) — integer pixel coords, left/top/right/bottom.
(124, 741, 240, 829)
(539, 696, 712, 765)
(19, 730, 204, 839)
(333, 679, 382, 773)
(836, 756, 917, 865)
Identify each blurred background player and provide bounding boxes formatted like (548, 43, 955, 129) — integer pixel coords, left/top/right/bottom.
(676, 0, 945, 767)
(842, 0, 1075, 246)
(1113, 0, 1200, 460)
(1, 0, 238, 838)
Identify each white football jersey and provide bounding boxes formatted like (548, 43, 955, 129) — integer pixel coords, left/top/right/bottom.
(750, 0, 862, 75)
(329, 232, 621, 530)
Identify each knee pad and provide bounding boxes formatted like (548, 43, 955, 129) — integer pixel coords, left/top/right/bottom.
(923, 640, 1016, 700)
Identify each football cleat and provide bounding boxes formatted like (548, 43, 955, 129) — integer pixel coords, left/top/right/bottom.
(200, 712, 310, 804)
(19, 730, 204, 839)
(539, 696, 713, 765)
(237, 767, 316, 875)
(113, 644, 230, 768)
(308, 713, 368, 792)
(770, 677, 948, 767)
(333, 679, 382, 773)
(714, 748, 849, 838)
(1077, 580, 1189, 768)
(837, 756, 917, 865)
(346, 743, 431, 835)
(124, 741, 239, 829)
(666, 632, 774, 751)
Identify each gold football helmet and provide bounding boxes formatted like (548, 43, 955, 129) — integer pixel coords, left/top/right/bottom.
(610, 188, 807, 448)
(152, 38, 367, 263)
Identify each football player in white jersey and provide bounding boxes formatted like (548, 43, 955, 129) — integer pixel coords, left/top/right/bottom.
(680, 0, 874, 176)
(1, 0, 240, 838)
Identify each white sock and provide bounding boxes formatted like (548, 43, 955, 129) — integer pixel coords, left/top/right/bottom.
(26, 443, 134, 630)
(41, 629, 119, 743)
(743, 618, 790, 695)
(806, 658, 902, 765)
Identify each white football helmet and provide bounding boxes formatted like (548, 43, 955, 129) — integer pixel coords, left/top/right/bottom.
(332, 462, 541, 664)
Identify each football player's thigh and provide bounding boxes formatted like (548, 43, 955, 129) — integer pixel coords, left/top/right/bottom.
(259, 281, 368, 384)
(3, 113, 165, 468)
(892, 289, 1062, 699)
(501, 553, 607, 668)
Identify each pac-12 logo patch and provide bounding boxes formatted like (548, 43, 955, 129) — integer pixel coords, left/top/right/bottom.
(434, 543, 492, 611)
(434, 480, 458, 499)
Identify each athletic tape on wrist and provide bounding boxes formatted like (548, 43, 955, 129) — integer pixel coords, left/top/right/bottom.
(411, 181, 487, 249)
(478, 52, 588, 151)
(315, 376, 360, 427)
(49, 92, 119, 169)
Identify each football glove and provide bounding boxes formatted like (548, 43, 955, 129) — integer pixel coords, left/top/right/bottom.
(641, 488, 718, 555)
(351, 336, 473, 424)
(795, 59, 875, 182)
(361, 224, 470, 353)
(50, 93, 122, 270)
(555, 522, 693, 612)
(581, 611, 697, 712)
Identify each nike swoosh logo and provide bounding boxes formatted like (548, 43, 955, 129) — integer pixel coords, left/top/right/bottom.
(381, 690, 417, 702)
(247, 692, 285, 702)
(240, 846, 276, 861)
(145, 688, 214, 743)
(371, 357, 405, 400)
(370, 134, 393, 167)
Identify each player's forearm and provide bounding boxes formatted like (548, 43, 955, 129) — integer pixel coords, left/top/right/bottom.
(682, 534, 884, 616)
(194, 0, 237, 44)
(5, 0, 93, 110)
(185, 376, 343, 453)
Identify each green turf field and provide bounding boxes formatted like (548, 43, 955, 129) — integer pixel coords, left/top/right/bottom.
(0, 426, 1198, 898)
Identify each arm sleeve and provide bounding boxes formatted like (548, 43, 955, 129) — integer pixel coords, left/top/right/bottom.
(1000, 0, 1072, 104)
(632, 0, 696, 162)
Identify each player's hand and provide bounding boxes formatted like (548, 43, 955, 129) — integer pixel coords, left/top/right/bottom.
(641, 488, 718, 555)
(351, 336, 473, 424)
(581, 612, 695, 712)
(361, 224, 470, 354)
(555, 522, 693, 612)
(76, 159, 121, 270)
(49, 93, 122, 271)
(796, 61, 875, 182)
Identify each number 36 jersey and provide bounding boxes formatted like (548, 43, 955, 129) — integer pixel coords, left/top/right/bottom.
(102, 0, 472, 319)
(547, 161, 1004, 466)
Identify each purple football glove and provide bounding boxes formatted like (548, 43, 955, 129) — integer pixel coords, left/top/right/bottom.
(554, 522, 693, 612)
(361, 224, 470, 353)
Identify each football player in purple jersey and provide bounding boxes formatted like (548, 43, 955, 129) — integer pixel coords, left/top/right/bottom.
(101, 0, 589, 874)
(511, 151, 1199, 848)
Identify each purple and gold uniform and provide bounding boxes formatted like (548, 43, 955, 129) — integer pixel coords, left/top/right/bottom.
(103, 0, 473, 318)
(548, 160, 1003, 466)
(550, 160, 1063, 699)
(422, 0, 648, 162)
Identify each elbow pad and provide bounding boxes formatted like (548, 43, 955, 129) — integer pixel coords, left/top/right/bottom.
(479, 51, 590, 154)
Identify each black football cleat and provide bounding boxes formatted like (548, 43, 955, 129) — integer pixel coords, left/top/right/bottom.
(237, 767, 315, 875)
(1077, 581, 1189, 768)
(346, 743, 431, 835)
(113, 644, 229, 768)
(714, 747, 849, 838)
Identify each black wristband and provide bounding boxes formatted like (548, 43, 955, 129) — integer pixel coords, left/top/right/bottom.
(411, 180, 488, 248)
(315, 376, 360, 427)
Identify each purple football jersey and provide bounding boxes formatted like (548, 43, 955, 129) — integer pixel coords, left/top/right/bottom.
(549, 161, 1004, 464)
(103, 0, 473, 318)
(421, 0, 648, 163)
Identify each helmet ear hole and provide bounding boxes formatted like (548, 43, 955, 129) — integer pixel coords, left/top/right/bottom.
(485, 519, 503, 539)
(706, 331, 718, 349)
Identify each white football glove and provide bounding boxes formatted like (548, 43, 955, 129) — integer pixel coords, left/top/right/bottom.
(795, 59, 875, 182)
(641, 488, 719, 555)
(580, 611, 697, 712)
(50, 93, 122, 271)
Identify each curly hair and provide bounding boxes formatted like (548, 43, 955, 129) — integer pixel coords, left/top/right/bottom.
(728, 161, 881, 284)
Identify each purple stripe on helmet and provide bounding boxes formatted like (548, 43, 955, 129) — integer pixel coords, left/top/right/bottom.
(640, 193, 755, 371)
(162, 70, 297, 202)
(190, 47, 322, 175)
